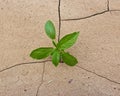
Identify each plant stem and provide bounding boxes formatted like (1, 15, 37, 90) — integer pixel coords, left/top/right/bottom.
(52, 40, 57, 47)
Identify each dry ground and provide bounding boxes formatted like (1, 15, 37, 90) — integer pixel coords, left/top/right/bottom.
(0, 0, 120, 96)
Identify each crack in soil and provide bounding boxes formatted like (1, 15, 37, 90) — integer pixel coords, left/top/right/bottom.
(35, 63, 45, 96)
(62, 10, 108, 21)
(62, 0, 120, 21)
(0, 60, 51, 73)
(107, 0, 110, 11)
(62, 10, 120, 21)
(58, 0, 61, 41)
(76, 65, 120, 85)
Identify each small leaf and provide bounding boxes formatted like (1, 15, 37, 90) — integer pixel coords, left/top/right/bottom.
(45, 20, 56, 39)
(57, 32, 79, 50)
(61, 52, 78, 66)
(52, 50, 60, 67)
(30, 47, 54, 59)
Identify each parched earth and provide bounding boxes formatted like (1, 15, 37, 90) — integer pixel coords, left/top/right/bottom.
(0, 0, 120, 96)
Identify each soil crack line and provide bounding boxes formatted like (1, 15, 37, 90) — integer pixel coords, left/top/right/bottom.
(76, 65, 120, 85)
(107, 0, 110, 11)
(62, 10, 120, 21)
(62, 10, 108, 21)
(0, 60, 51, 73)
(58, 0, 61, 41)
(35, 63, 45, 96)
(62, 0, 120, 21)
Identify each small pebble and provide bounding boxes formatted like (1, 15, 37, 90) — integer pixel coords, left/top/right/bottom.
(68, 79, 73, 84)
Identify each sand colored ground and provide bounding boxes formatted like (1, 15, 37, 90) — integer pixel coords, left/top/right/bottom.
(0, 0, 120, 96)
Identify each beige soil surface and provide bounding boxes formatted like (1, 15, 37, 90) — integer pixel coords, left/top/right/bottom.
(0, 0, 120, 96)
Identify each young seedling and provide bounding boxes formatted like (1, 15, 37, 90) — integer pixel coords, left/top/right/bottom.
(30, 20, 80, 67)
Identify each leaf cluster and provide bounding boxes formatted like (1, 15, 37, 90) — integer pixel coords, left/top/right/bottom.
(30, 20, 79, 67)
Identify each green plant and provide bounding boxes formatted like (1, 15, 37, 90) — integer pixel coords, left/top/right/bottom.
(30, 20, 80, 67)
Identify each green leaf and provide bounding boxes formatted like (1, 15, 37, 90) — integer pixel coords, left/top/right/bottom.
(57, 32, 79, 50)
(30, 47, 54, 59)
(52, 50, 60, 67)
(61, 52, 78, 66)
(45, 20, 56, 39)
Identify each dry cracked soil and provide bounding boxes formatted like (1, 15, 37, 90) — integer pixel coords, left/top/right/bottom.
(0, 0, 120, 96)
